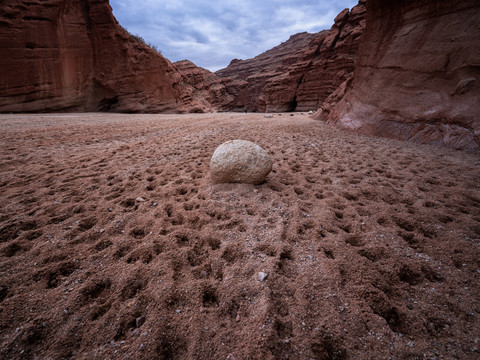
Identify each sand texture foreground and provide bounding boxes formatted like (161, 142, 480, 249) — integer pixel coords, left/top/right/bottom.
(1, 113, 479, 359)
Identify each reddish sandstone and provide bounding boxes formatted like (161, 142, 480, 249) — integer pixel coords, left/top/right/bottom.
(173, 60, 237, 112)
(317, 0, 480, 150)
(215, 2, 366, 112)
(0, 0, 202, 113)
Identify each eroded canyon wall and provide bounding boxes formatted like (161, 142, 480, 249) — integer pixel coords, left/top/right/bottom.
(214, 32, 320, 112)
(0, 0, 199, 113)
(317, 0, 480, 150)
(215, 2, 366, 112)
(173, 60, 241, 112)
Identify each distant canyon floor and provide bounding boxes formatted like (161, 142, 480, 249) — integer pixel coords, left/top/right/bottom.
(1, 113, 479, 359)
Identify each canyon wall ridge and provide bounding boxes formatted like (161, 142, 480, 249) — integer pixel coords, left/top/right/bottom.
(213, 1, 366, 113)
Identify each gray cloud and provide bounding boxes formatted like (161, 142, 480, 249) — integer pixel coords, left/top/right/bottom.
(110, 0, 358, 71)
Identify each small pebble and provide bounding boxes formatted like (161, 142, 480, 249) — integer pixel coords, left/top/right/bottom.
(259, 272, 268, 281)
(136, 197, 146, 202)
(108, 207, 113, 212)
(136, 316, 146, 328)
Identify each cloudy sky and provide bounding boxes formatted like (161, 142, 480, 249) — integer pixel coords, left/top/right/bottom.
(110, 0, 358, 72)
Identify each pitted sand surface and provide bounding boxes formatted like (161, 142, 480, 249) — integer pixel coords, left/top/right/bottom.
(1, 112, 479, 359)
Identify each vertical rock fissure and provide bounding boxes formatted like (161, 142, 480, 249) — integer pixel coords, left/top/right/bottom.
(329, 12, 350, 51)
(80, 0, 96, 74)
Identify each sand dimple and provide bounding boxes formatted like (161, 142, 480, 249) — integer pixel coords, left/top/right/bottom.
(0, 112, 479, 359)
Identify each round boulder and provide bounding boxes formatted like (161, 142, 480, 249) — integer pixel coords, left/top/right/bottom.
(210, 140, 272, 184)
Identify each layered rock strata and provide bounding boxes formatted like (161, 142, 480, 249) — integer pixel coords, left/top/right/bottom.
(173, 60, 239, 112)
(0, 0, 200, 113)
(215, 2, 366, 112)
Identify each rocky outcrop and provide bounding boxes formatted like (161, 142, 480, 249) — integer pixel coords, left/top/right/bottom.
(317, 0, 480, 150)
(292, 3, 366, 112)
(0, 0, 201, 113)
(215, 2, 366, 112)
(215, 32, 318, 112)
(173, 60, 240, 111)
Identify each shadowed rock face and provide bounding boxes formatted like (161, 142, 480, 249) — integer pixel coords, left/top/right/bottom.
(317, 0, 480, 150)
(214, 32, 320, 112)
(173, 60, 238, 112)
(0, 0, 201, 113)
(214, 2, 366, 112)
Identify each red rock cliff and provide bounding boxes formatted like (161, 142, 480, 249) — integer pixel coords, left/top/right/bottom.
(317, 0, 480, 150)
(173, 60, 238, 112)
(215, 2, 366, 112)
(0, 0, 199, 113)
(214, 32, 320, 111)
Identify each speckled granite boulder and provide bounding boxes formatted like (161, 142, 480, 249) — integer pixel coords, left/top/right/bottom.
(210, 140, 272, 184)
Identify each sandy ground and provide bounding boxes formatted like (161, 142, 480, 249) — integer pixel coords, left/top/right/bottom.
(0, 112, 479, 359)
